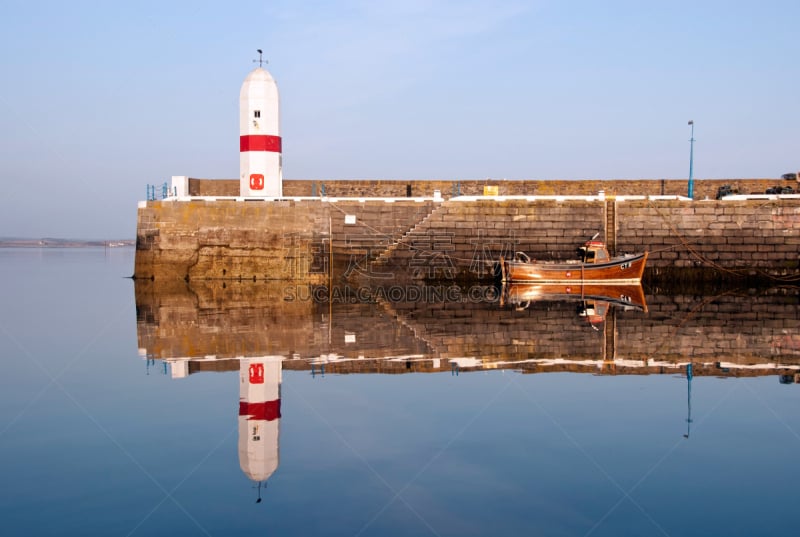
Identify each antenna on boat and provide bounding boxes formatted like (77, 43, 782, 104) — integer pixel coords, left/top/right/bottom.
(590, 232, 600, 241)
(683, 362, 693, 439)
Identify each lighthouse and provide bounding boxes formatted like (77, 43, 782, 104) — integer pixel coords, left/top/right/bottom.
(240, 52, 282, 197)
(238, 356, 282, 500)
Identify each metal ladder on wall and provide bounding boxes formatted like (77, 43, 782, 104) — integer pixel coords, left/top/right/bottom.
(605, 200, 616, 256)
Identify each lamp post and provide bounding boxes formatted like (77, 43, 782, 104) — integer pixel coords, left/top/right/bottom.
(684, 362, 693, 439)
(687, 120, 695, 199)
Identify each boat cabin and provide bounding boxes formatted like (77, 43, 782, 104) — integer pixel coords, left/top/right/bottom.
(577, 240, 610, 264)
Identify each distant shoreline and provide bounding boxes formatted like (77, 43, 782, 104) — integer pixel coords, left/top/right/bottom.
(0, 239, 135, 248)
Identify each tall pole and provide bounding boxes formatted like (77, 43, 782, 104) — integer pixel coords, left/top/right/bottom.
(688, 120, 695, 199)
(684, 362, 693, 439)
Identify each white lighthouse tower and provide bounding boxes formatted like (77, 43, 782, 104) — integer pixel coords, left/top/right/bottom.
(240, 51, 282, 197)
(238, 356, 282, 501)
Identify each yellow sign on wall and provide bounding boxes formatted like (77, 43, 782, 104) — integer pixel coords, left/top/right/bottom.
(483, 185, 499, 196)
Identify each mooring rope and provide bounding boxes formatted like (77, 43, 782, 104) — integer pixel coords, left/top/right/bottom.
(646, 199, 800, 283)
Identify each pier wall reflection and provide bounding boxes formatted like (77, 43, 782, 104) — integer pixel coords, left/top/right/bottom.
(135, 280, 430, 369)
(135, 281, 800, 378)
(618, 291, 800, 363)
(392, 287, 800, 369)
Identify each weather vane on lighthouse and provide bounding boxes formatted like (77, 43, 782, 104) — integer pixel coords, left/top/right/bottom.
(254, 49, 267, 67)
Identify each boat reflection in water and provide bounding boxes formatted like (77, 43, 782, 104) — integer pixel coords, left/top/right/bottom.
(500, 282, 647, 329)
(501, 282, 646, 311)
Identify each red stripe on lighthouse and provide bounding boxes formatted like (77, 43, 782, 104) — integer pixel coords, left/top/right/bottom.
(240, 135, 282, 153)
(239, 400, 282, 421)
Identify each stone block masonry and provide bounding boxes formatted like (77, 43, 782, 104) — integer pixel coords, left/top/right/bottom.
(187, 177, 795, 201)
(135, 196, 800, 283)
(134, 198, 439, 283)
(376, 197, 800, 280)
(617, 199, 800, 274)
(376, 199, 605, 280)
(280, 178, 792, 201)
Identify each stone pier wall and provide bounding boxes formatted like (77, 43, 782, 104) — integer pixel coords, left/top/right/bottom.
(378, 198, 800, 279)
(134, 199, 438, 282)
(135, 199, 329, 283)
(189, 178, 800, 200)
(377, 199, 605, 279)
(617, 199, 800, 271)
(281, 178, 793, 201)
(135, 196, 800, 282)
(185, 177, 792, 201)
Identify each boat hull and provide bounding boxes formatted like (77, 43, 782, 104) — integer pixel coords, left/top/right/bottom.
(501, 252, 648, 284)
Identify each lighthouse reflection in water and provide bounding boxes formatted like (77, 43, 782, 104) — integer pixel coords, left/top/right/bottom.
(239, 357, 281, 500)
(166, 356, 282, 502)
(238, 357, 281, 502)
(173, 356, 282, 503)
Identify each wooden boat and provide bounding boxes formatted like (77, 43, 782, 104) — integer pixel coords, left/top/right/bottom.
(500, 237, 647, 284)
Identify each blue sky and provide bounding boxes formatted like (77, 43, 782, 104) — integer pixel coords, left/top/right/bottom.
(1, 0, 798, 239)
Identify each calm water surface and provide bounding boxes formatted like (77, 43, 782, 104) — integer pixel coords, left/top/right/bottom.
(1, 247, 799, 536)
